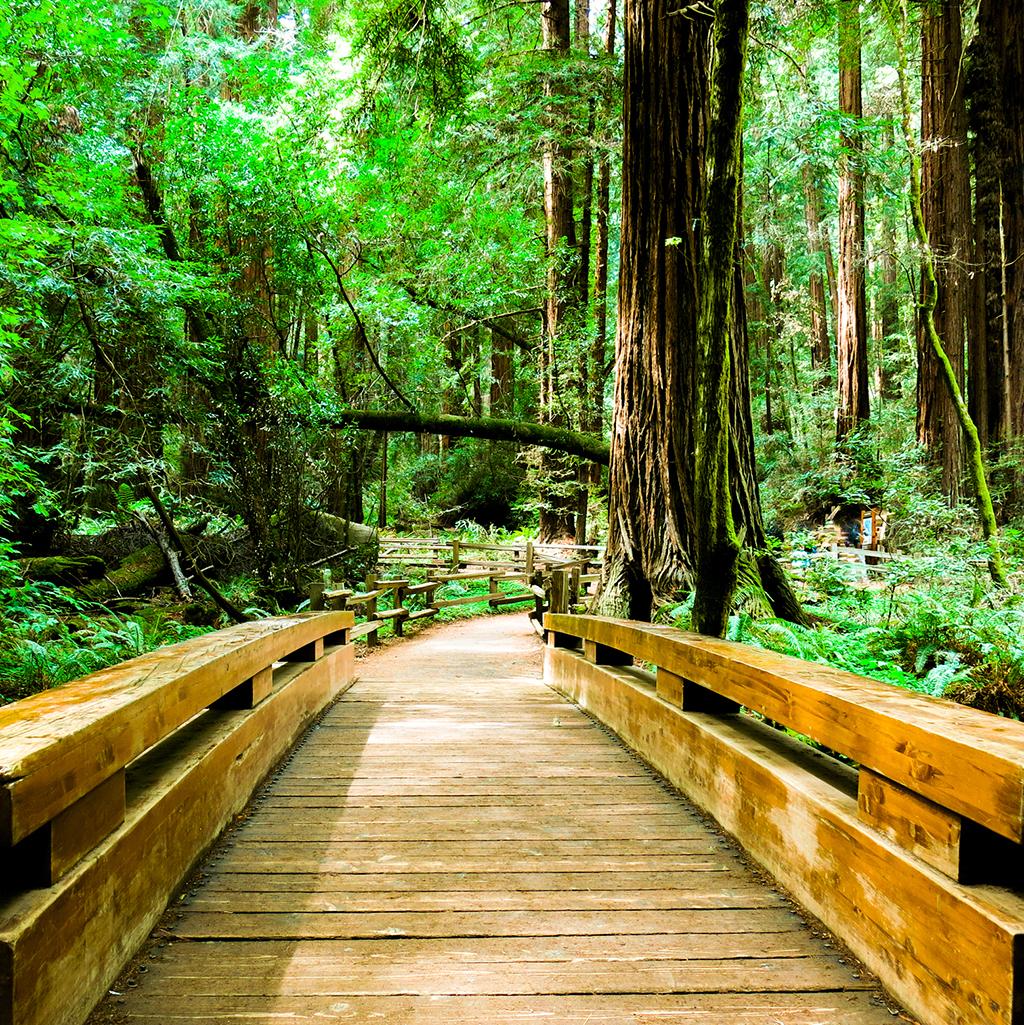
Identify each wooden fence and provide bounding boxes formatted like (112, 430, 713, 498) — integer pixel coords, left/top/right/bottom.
(543, 611, 1024, 1025)
(310, 538, 605, 642)
(0, 612, 355, 1025)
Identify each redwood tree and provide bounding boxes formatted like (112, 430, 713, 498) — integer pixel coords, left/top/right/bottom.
(967, 0, 1024, 450)
(836, 0, 870, 440)
(917, 0, 968, 504)
(598, 0, 801, 632)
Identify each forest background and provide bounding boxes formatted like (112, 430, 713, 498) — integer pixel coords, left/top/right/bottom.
(2, 0, 1024, 716)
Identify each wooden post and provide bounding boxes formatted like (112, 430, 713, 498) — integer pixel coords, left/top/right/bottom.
(308, 582, 325, 611)
(549, 569, 569, 615)
(451, 538, 461, 571)
(525, 540, 535, 576)
(365, 572, 379, 647)
(393, 585, 407, 636)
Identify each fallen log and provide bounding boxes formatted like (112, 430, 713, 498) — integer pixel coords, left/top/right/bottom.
(76, 545, 168, 602)
(18, 555, 106, 585)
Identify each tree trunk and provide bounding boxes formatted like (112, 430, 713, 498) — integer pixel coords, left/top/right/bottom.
(598, 0, 801, 630)
(967, 0, 1024, 451)
(836, 0, 870, 440)
(801, 162, 833, 384)
(917, 0, 968, 506)
(890, 0, 1006, 586)
(540, 0, 579, 540)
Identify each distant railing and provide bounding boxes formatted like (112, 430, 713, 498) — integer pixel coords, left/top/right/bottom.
(310, 538, 605, 641)
(543, 612, 1024, 1025)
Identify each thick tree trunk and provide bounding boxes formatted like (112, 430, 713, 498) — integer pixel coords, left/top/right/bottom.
(917, 0, 968, 505)
(891, 0, 1006, 586)
(598, 0, 801, 629)
(540, 0, 579, 540)
(967, 0, 1024, 450)
(836, 0, 870, 440)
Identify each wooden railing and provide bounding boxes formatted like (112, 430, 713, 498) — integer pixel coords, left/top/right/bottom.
(311, 540, 604, 641)
(544, 612, 1024, 1025)
(0, 611, 355, 1025)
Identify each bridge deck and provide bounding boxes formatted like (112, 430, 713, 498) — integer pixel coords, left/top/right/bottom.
(92, 616, 902, 1024)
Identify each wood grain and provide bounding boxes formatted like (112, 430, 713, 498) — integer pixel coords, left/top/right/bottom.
(547, 613, 1024, 841)
(547, 644, 1024, 1025)
(0, 612, 353, 847)
(0, 642, 355, 1025)
(88, 616, 896, 1025)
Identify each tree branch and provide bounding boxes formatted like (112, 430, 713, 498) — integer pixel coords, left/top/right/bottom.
(324, 409, 610, 464)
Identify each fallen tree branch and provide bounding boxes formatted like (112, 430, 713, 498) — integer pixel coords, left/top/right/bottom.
(142, 482, 251, 623)
(133, 511, 193, 601)
(323, 409, 610, 465)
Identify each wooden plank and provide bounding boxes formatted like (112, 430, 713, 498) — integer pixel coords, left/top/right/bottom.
(404, 582, 440, 596)
(0, 643, 355, 1025)
(546, 645, 1024, 1025)
(546, 613, 1024, 841)
(47, 769, 126, 885)
(857, 768, 964, 879)
(350, 621, 385, 640)
(212, 666, 274, 710)
(88, 992, 896, 1024)
(0, 612, 352, 847)
(433, 592, 502, 609)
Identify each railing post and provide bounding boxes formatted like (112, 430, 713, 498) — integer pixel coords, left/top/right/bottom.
(451, 538, 461, 571)
(393, 584, 407, 636)
(365, 572, 379, 647)
(549, 569, 569, 615)
(525, 540, 535, 576)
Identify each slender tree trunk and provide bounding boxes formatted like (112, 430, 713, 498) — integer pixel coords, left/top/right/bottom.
(917, 0, 968, 505)
(836, 0, 870, 440)
(540, 0, 579, 539)
(801, 162, 833, 384)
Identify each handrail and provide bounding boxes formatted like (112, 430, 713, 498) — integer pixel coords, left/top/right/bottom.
(545, 612, 1024, 842)
(0, 610, 352, 883)
(543, 611, 1024, 1025)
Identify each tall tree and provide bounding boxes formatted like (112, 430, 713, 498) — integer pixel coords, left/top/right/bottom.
(599, 0, 801, 632)
(836, 0, 870, 440)
(887, 0, 1007, 586)
(539, 0, 580, 539)
(967, 0, 1024, 450)
(917, 0, 968, 504)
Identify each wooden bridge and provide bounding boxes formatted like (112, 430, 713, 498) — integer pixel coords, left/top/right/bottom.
(3, 608, 1024, 1025)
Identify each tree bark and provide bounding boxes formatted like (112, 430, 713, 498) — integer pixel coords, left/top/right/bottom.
(917, 0, 968, 505)
(836, 0, 870, 440)
(539, 0, 580, 540)
(321, 409, 610, 463)
(890, 0, 1006, 586)
(598, 0, 801, 629)
(967, 0, 1024, 450)
(801, 161, 833, 384)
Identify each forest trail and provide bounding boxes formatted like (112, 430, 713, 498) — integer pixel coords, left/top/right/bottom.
(91, 614, 900, 1024)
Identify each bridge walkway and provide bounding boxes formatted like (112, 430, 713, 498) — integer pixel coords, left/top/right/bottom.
(91, 615, 902, 1024)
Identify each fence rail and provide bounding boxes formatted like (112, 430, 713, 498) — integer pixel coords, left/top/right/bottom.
(311, 538, 605, 641)
(0, 611, 355, 1025)
(543, 611, 1024, 1025)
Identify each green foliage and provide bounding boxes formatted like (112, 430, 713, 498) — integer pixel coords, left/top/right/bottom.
(0, 582, 207, 703)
